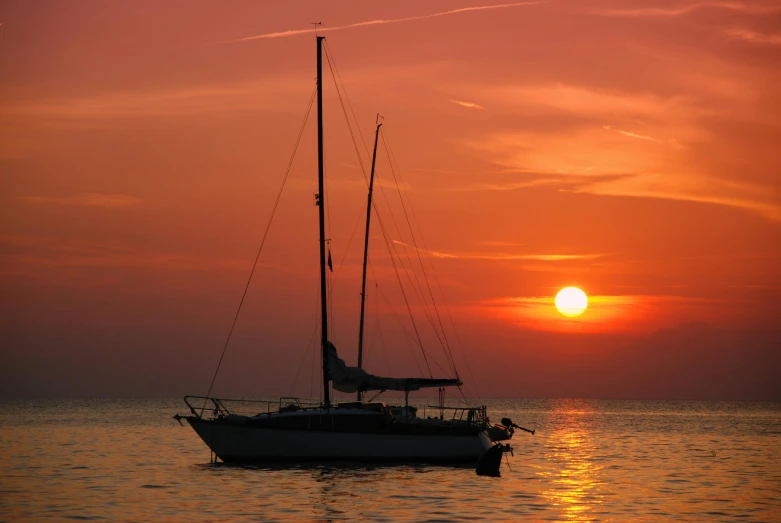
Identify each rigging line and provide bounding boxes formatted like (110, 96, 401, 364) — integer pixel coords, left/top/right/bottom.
(381, 134, 454, 368)
(383, 137, 478, 400)
(323, 141, 337, 344)
(330, 194, 366, 291)
(363, 278, 376, 369)
(322, 42, 450, 376)
(371, 170, 452, 367)
(322, 43, 383, 298)
(374, 285, 393, 376)
(374, 183, 445, 352)
(350, 136, 432, 322)
(203, 84, 316, 402)
(288, 279, 321, 396)
(323, 40, 372, 157)
(362, 261, 376, 369)
(375, 316, 393, 378)
(378, 179, 455, 376)
(381, 132, 460, 377)
(375, 220, 451, 379)
(367, 260, 422, 377)
(375, 281, 427, 376)
(310, 304, 318, 401)
(347, 146, 455, 380)
(373, 186, 452, 358)
(374, 210, 434, 377)
(364, 275, 376, 369)
(325, 46, 423, 301)
(324, 42, 449, 380)
(456, 386, 471, 405)
(323, 44, 369, 182)
(383, 132, 481, 402)
(374, 209, 440, 374)
(376, 285, 421, 356)
(375, 209, 453, 378)
(377, 289, 446, 374)
(322, 44, 372, 343)
(373, 174, 421, 286)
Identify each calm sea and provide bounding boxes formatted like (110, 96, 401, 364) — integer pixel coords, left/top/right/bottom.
(1, 398, 779, 522)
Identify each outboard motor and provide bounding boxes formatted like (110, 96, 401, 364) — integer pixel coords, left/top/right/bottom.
(501, 417, 535, 435)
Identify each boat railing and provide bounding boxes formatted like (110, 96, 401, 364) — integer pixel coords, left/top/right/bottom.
(182, 395, 322, 420)
(421, 405, 488, 426)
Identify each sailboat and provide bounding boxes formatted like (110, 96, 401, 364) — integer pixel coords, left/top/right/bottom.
(175, 36, 519, 463)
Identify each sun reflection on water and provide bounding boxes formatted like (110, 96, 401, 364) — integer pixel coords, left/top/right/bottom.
(540, 404, 605, 521)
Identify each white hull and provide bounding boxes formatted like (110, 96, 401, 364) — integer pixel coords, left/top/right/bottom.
(188, 419, 492, 462)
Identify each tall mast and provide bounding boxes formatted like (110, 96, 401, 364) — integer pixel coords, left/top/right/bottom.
(357, 120, 382, 401)
(316, 36, 330, 407)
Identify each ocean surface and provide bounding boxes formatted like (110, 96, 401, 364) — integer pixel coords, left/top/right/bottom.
(1, 398, 780, 522)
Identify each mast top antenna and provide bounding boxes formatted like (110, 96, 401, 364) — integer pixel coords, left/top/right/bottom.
(311, 21, 323, 36)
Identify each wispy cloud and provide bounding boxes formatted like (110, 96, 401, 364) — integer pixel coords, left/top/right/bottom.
(19, 193, 144, 208)
(450, 99, 485, 109)
(450, 177, 568, 191)
(391, 240, 607, 261)
(468, 129, 669, 178)
(602, 125, 685, 149)
(603, 125, 668, 145)
(468, 122, 781, 221)
(573, 175, 781, 221)
(229, 2, 540, 42)
(725, 28, 781, 45)
(589, 2, 781, 17)
(617, 130, 662, 142)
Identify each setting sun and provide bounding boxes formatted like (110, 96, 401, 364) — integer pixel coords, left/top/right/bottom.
(555, 287, 588, 318)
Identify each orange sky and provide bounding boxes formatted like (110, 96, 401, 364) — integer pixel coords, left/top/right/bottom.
(2, 1, 780, 400)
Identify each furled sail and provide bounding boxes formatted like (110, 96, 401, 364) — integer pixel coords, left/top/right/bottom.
(326, 342, 461, 393)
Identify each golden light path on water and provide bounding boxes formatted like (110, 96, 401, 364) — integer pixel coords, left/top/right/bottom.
(539, 406, 604, 521)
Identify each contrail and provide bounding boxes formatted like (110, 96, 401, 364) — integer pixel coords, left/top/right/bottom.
(228, 2, 540, 42)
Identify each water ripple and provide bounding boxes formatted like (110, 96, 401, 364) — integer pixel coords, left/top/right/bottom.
(1, 398, 780, 522)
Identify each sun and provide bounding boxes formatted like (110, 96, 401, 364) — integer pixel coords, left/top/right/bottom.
(555, 287, 588, 317)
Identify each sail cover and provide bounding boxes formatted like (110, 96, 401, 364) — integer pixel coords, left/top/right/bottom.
(326, 342, 462, 393)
